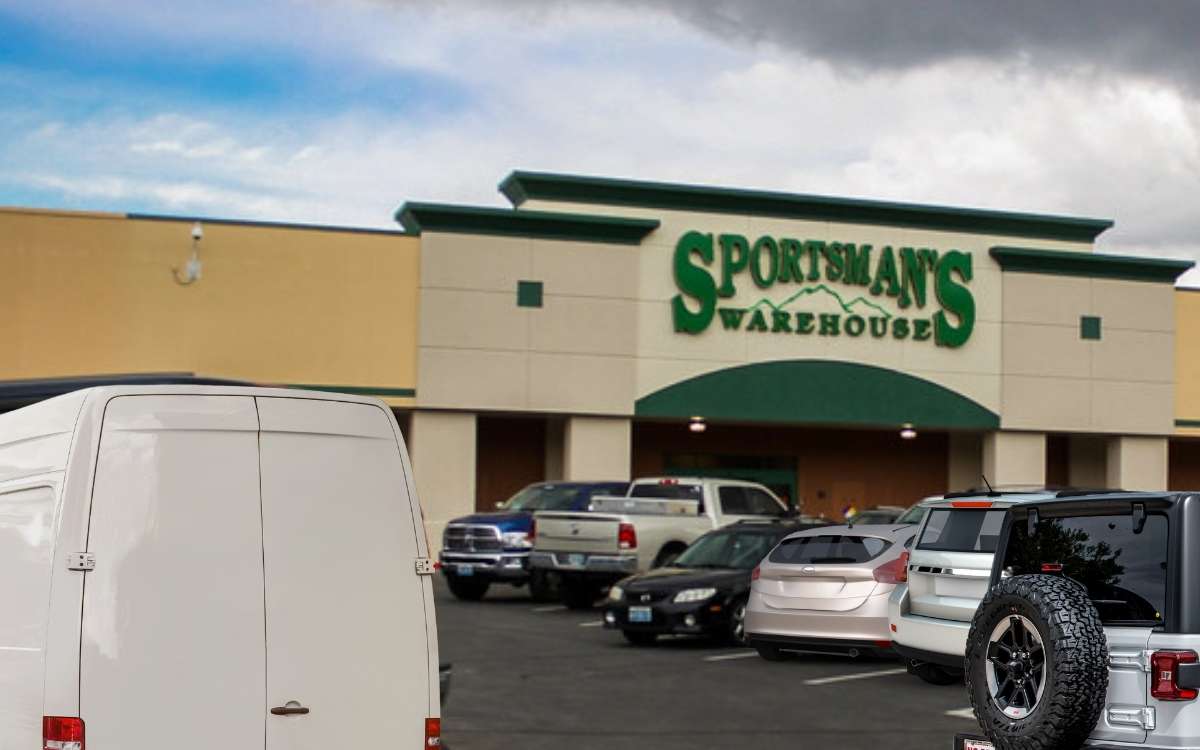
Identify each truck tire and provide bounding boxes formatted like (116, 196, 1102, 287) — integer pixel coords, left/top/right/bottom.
(445, 574, 490, 601)
(529, 569, 557, 602)
(966, 574, 1108, 750)
(561, 581, 600, 610)
(911, 661, 963, 686)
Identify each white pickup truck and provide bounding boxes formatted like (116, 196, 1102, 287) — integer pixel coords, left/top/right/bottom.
(529, 477, 790, 608)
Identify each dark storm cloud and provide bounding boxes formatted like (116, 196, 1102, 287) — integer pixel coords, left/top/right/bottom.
(638, 0, 1200, 86)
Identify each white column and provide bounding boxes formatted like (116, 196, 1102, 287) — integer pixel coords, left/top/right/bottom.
(982, 431, 1046, 488)
(409, 411, 476, 555)
(563, 416, 631, 481)
(1106, 436, 1168, 491)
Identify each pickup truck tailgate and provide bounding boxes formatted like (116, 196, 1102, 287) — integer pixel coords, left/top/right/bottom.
(534, 512, 621, 554)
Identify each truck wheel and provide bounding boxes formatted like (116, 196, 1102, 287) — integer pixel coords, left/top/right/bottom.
(911, 661, 963, 686)
(529, 570, 557, 602)
(445, 574, 490, 601)
(623, 630, 658, 646)
(966, 574, 1108, 750)
(561, 582, 599, 610)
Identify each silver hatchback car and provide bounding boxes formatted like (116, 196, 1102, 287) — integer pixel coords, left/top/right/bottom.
(745, 524, 917, 661)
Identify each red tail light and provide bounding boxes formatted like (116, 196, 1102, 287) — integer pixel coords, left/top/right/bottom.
(43, 716, 84, 750)
(529, 519, 536, 544)
(1151, 651, 1198, 701)
(751, 565, 761, 581)
(425, 717, 442, 747)
(617, 522, 637, 550)
(873, 553, 907, 584)
(951, 500, 993, 508)
(1041, 562, 1063, 573)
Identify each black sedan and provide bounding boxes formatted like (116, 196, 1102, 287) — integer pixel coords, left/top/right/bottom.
(602, 520, 826, 646)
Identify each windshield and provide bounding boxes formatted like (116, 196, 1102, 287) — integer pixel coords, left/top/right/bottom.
(895, 505, 928, 524)
(672, 530, 777, 570)
(500, 484, 582, 512)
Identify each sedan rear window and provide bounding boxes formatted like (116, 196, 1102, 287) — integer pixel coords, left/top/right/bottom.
(769, 535, 891, 565)
(918, 509, 1006, 553)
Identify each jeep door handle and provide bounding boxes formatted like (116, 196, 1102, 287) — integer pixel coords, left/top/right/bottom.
(270, 701, 310, 716)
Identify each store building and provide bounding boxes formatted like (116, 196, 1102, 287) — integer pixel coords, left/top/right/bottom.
(4, 172, 1200, 548)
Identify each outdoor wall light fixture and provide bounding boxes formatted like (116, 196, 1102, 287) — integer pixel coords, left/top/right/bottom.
(899, 423, 918, 440)
(688, 416, 707, 434)
(173, 222, 204, 285)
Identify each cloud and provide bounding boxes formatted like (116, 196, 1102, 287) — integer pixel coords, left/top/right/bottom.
(1, 1, 1199, 284)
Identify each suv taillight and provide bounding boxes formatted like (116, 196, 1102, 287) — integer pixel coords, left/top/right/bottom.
(873, 552, 908, 585)
(43, 716, 84, 750)
(425, 717, 441, 747)
(1152, 651, 1198, 701)
(618, 523, 637, 550)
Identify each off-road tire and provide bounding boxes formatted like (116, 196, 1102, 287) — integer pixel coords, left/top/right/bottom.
(528, 569, 557, 602)
(445, 574, 490, 601)
(966, 574, 1108, 750)
(561, 581, 600, 610)
(622, 630, 658, 646)
(753, 643, 789, 662)
(912, 661, 963, 686)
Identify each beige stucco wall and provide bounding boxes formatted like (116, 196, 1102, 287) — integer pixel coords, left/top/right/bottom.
(983, 431, 1046, 486)
(1000, 273, 1175, 435)
(409, 410, 477, 554)
(563, 416, 632, 480)
(1176, 291, 1200, 436)
(421, 199, 1103, 421)
(1106, 435, 1168, 490)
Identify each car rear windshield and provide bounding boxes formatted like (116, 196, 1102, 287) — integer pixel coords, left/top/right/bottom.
(917, 509, 1006, 553)
(769, 534, 892, 565)
(1002, 511, 1168, 627)
(673, 530, 778, 570)
(630, 482, 702, 500)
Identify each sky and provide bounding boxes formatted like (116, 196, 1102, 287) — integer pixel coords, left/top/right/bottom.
(2, 0, 1199, 282)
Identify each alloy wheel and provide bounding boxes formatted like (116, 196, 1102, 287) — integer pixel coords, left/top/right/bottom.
(985, 614, 1046, 719)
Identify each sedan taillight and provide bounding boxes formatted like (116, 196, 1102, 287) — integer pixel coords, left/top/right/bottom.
(873, 552, 909, 585)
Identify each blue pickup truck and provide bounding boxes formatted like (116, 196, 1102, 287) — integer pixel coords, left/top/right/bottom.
(440, 481, 628, 601)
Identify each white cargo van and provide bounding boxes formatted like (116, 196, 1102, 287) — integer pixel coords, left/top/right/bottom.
(0, 386, 440, 750)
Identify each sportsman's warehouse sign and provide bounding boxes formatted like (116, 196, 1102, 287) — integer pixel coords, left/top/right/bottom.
(671, 230, 976, 348)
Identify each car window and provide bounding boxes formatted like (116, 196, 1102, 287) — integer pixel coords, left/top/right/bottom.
(895, 505, 928, 524)
(1003, 512, 1168, 626)
(718, 486, 750, 514)
(769, 534, 892, 565)
(630, 482, 702, 500)
(502, 484, 582, 511)
(917, 509, 1006, 552)
(673, 530, 776, 570)
(744, 488, 786, 517)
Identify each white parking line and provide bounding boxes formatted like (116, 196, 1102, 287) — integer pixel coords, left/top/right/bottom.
(578, 621, 604, 628)
(532, 605, 567, 613)
(803, 667, 908, 686)
(945, 708, 976, 720)
(703, 651, 759, 662)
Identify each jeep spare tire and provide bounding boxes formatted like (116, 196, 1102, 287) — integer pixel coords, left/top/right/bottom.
(966, 574, 1108, 750)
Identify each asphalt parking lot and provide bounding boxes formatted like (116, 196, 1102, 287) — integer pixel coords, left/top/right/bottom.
(436, 578, 977, 750)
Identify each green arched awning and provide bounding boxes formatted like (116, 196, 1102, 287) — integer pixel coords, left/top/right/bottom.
(635, 360, 998, 430)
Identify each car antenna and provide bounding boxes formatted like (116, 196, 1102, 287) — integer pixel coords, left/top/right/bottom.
(980, 474, 995, 494)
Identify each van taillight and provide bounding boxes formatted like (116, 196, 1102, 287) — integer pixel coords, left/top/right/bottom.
(751, 565, 761, 581)
(43, 716, 84, 750)
(618, 523, 637, 550)
(1151, 651, 1199, 701)
(425, 717, 441, 747)
(873, 552, 908, 585)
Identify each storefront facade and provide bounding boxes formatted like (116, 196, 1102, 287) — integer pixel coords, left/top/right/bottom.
(2, 172, 1199, 548)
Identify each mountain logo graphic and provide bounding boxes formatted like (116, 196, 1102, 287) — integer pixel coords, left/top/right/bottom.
(747, 284, 893, 320)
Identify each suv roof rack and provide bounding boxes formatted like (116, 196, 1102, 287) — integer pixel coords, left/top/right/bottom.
(1052, 488, 1130, 498)
(942, 485, 1122, 500)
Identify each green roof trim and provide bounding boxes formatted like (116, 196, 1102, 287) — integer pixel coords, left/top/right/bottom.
(286, 383, 416, 398)
(990, 246, 1194, 282)
(499, 170, 1114, 243)
(1175, 419, 1200, 429)
(395, 202, 659, 245)
(635, 359, 999, 430)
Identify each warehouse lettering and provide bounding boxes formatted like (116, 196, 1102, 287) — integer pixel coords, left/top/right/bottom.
(671, 230, 975, 347)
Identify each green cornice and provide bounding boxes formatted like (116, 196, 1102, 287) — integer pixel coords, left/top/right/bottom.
(499, 170, 1113, 243)
(990, 246, 1194, 283)
(635, 360, 999, 430)
(395, 202, 659, 245)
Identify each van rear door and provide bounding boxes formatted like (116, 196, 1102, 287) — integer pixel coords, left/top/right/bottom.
(80, 395, 266, 750)
(257, 397, 431, 750)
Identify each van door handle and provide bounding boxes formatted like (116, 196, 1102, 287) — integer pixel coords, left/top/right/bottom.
(270, 701, 310, 716)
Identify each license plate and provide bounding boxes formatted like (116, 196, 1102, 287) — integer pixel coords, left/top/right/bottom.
(960, 738, 994, 750)
(567, 553, 586, 568)
(457, 564, 474, 576)
(628, 606, 652, 623)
